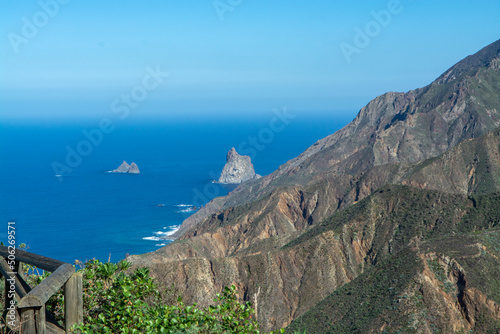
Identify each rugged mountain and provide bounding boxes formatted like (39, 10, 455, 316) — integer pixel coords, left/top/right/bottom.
(174, 39, 500, 238)
(134, 183, 500, 332)
(217, 148, 261, 184)
(129, 40, 500, 332)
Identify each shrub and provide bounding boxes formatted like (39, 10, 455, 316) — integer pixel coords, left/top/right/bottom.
(20, 258, 279, 333)
(73, 261, 264, 333)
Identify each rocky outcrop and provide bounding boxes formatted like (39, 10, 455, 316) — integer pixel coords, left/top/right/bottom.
(217, 148, 260, 184)
(110, 161, 140, 174)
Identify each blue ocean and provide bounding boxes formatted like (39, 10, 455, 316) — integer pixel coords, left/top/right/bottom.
(0, 110, 354, 264)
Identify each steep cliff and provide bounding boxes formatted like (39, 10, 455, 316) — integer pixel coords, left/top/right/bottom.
(131, 128, 500, 331)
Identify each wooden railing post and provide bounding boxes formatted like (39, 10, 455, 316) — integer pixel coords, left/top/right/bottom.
(2, 260, 22, 329)
(20, 307, 36, 334)
(3, 273, 10, 314)
(64, 272, 83, 333)
(0, 247, 80, 333)
(15, 260, 22, 330)
(36, 305, 46, 334)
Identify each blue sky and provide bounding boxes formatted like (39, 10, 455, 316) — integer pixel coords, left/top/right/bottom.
(0, 0, 499, 119)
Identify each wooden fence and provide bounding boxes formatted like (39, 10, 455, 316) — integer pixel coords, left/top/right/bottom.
(0, 246, 82, 334)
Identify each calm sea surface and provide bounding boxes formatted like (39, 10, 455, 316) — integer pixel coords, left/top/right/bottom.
(0, 111, 354, 263)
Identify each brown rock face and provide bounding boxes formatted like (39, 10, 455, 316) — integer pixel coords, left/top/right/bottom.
(133, 184, 500, 331)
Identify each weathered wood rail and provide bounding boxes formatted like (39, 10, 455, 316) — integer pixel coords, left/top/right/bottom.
(0, 246, 82, 334)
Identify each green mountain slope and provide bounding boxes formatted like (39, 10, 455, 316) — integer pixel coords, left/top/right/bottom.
(287, 229, 500, 333)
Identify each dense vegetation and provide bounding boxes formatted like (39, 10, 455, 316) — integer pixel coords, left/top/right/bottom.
(0, 256, 283, 333)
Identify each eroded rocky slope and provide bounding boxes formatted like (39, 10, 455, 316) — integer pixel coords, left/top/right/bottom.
(287, 230, 500, 333)
(134, 184, 500, 331)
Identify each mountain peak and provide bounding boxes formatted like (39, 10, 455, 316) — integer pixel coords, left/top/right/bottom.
(436, 39, 500, 84)
(226, 147, 238, 161)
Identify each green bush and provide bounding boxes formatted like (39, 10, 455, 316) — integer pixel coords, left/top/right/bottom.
(30, 259, 279, 333)
(74, 260, 268, 333)
(1, 246, 283, 333)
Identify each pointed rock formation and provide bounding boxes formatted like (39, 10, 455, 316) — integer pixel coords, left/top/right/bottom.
(217, 148, 260, 184)
(111, 161, 140, 174)
(128, 162, 140, 174)
(112, 161, 130, 173)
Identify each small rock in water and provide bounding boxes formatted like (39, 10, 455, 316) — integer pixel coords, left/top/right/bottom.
(128, 162, 140, 174)
(111, 161, 140, 174)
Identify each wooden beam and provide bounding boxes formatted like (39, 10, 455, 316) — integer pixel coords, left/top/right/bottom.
(0, 257, 31, 299)
(0, 246, 65, 273)
(18, 263, 75, 308)
(64, 273, 83, 333)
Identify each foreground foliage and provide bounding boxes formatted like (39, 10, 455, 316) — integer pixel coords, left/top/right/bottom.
(74, 260, 263, 333)
(2, 257, 282, 333)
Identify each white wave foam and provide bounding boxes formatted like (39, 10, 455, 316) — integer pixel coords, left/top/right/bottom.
(155, 243, 166, 247)
(174, 204, 193, 207)
(143, 225, 180, 242)
(164, 225, 180, 236)
(143, 236, 161, 241)
(176, 209, 194, 213)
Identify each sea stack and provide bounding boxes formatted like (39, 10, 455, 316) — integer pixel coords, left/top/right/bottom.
(111, 161, 140, 174)
(217, 148, 260, 184)
(128, 162, 140, 174)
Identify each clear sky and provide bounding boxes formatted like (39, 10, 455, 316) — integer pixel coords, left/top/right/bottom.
(0, 0, 499, 120)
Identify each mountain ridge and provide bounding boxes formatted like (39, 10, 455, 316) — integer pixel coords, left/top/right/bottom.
(173, 39, 500, 238)
(129, 39, 500, 332)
